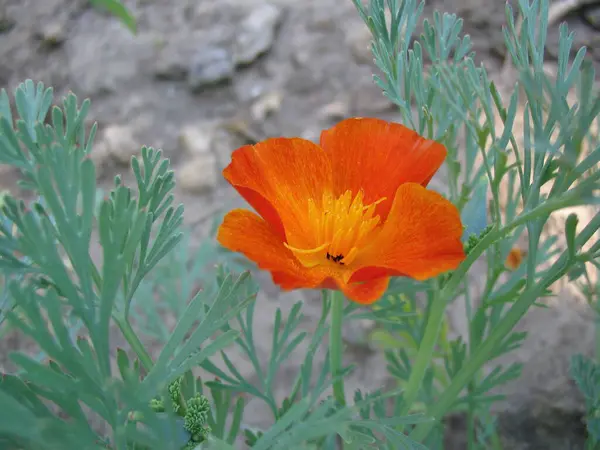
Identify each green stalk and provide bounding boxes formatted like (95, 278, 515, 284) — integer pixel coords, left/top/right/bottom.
(329, 290, 346, 407)
(90, 255, 154, 372)
(596, 316, 600, 363)
(410, 252, 567, 441)
(465, 280, 477, 450)
(466, 380, 476, 450)
(398, 288, 443, 416)
(410, 212, 600, 441)
(114, 314, 154, 371)
(397, 188, 589, 418)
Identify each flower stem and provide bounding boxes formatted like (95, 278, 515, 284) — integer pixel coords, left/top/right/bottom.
(114, 314, 154, 372)
(398, 189, 588, 419)
(398, 288, 443, 416)
(409, 211, 600, 442)
(329, 290, 346, 407)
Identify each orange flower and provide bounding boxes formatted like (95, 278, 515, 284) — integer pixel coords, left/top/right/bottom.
(217, 117, 466, 304)
(505, 247, 523, 270)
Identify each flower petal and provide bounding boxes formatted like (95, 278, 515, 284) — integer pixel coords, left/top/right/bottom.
(223, 138, 332, 245)
(336, 276, 390, 305)
(320, 117, 447, 219)
(217, 210, 391, 304)
(352, 183, 465, 280)
(217, 209, 326, 289)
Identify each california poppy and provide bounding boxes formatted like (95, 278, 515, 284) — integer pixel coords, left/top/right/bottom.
(217, 117, 465, 304)
(505, 247, 524, 270)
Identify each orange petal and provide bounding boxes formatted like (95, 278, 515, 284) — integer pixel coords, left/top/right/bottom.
(217, 209, 327, 289)
(223, 138, 333, 246)
(320, 117, 447, 219)
(274, 271, 389, 304)
(352, 183, 465, 280)
(336, 276, 390, 305)
(505, 247, 523, 270)
(217, 210, 390, 304)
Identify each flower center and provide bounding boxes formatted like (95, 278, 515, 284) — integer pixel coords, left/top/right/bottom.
(285, 190, 385, 269)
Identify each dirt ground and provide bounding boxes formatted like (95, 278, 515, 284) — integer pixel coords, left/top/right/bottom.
(1, 0, 600, 448)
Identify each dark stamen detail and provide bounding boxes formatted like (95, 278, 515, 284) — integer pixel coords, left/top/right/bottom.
(326, 252, 345, 265)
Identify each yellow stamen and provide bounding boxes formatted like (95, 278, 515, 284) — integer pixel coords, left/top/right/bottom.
(286, 190, 385, 269)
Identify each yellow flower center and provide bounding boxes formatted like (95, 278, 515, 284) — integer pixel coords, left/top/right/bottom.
(285, 190, 385, 269)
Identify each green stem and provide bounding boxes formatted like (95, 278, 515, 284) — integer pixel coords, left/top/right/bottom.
(466, 380, 476, 450)
(410, 211, 600, 441)
(398, 188, 590, 419)
(410, 252, 568, 441)
(466, 281, 477, 450)
(595, 314, 600, 363)
(329, 290, 346, 407)
(398, 288, 443, 416)
(114, 314, 154, 372)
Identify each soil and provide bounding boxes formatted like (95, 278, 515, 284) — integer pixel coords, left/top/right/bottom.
(1, 0, 600, 448)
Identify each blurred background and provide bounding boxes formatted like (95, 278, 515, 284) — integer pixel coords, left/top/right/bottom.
(2, 0, 600, 448)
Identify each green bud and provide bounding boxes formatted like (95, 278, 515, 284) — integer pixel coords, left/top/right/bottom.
(150, 398, 165, 413)
(464, 224, 494, 255)
(168, 376, 184, 414)
(184, 394, 211, 441)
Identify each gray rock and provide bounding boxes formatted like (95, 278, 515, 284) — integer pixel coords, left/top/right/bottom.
(250, 91, 282, 121)
(67, 15, 155, 96)
(154, 46, 189, 81)
(350, 80, 395, 114)
(286, 67, 319, 94)
(0, 164, 11, 177)
(233, 72, 269, 102)
(318, 100, 350, 122)
(346, 24, 373, 65)
(102, 124, 140, 166)
(233, 3, 282, 66)
(89, 140, 111, 179)
(177, 155, 218, 193)
(37, 21, 67, 48)
(188, 47, 234, 92)
(342, 318, 377, 350)
(0, 15, 15, 34)
(300, 126, 321, 143)
(210, 127, 247, 171)
(178, 123, 216, 157)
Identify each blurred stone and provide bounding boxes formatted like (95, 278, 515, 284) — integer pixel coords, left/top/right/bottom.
(300, 126, 321, 143)
(233, 72, 269, 102)
(178, 123, 216, 157)
(0, 164, 10, 176)
(67, 16, 155, 96)
(188, 47, 234, 92)
(233, 3, 282, 66)
(318, 100, 349, 121)
(211, 127, 247, 170)
(177, 155, 218, 193)
(0, 11, 16, 34)
(342, 318, 377, 350)
(583, 6, 600, 30)
(307, 15, 336, 32)
(350, 81, 395, 114)
(103, 124, 140, 166)
(286, 67, 319, 94)
(250, 91, 282, 121)
(37, 21, 67, 48)
(89, 140, 110, 179)
(154, 46, 188, 81)
(346, 24, 373, 65)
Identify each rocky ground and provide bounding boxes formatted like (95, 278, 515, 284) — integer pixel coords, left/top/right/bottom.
(1, 0, 600, 448)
